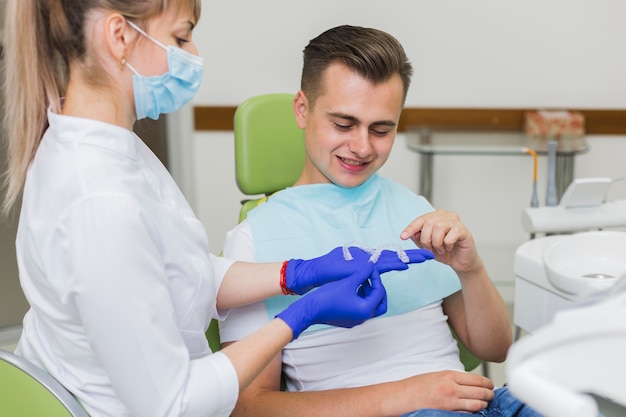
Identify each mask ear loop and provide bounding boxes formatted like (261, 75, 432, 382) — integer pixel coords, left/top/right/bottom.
(126, 20, 168, 51)
(124, 60, 140, 76)
(124, 21, 168, 77)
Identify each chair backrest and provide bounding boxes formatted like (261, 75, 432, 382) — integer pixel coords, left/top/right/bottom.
(234, 93, 305, 197)
(209, 94, 305, 349)
(0, 349, 89, 417)
(450, 327, 482, 372)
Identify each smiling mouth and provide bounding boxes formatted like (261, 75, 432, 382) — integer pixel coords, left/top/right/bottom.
(338, 156, 369, 166)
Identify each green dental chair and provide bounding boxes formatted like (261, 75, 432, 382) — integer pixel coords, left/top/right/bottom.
(208, 93, 483, 374)
(205, 93, 304, 353)
(233, 93, 305, 223)
(0, 348, 89, 417)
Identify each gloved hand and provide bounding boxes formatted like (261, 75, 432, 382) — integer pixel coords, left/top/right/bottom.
(371, 248, 435, 273)
(285, 246, 434, 295)
(276, 265, 387, 339)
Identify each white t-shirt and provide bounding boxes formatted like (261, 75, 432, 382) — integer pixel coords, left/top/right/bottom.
(221, 221, 464, 392)
(16, 109, 238, 417)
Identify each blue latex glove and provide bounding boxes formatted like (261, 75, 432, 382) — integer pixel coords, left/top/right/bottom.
(285, 246, 434, 295)
(276, 265, 387, 339)
(372, 248, 435, 273)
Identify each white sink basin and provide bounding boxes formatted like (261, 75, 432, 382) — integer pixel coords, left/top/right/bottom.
(543, 231, 626, 297)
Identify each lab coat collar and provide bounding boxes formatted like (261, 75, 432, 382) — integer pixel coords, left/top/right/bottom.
(47, 105, 138, 160)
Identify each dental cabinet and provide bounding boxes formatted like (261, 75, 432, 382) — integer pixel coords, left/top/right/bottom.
(513, 234, 575, 333)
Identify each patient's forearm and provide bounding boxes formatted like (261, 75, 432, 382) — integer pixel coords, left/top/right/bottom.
(449, 262, 512, 362)
(232, 370, 495, 417)
(232, 383, 401, 417)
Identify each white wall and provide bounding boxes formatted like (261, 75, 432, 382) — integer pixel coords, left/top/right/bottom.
(196, 0, 626, 108)
(172, 0, 626, 302)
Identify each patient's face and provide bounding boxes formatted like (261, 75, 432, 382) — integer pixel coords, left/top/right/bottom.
(294, 62, 404, 188)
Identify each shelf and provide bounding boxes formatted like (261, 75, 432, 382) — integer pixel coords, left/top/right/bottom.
(406, 130, 587, 156)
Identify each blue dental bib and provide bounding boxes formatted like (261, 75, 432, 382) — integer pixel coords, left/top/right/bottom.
(248, 174, 461, 334)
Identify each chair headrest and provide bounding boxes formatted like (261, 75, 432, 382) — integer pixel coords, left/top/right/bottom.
(234, 94, 305, 196)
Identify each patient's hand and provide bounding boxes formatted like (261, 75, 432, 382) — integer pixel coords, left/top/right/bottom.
(393, 370, 495, 414)
(400, 209, 481, 274)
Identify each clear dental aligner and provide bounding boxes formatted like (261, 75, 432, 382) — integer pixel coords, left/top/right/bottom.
(342, 243, 410, 263)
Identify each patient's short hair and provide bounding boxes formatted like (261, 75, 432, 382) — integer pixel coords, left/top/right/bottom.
(301, 25, 413, 107)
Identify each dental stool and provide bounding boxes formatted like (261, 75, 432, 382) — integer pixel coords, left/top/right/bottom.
(0, 349, 89, 416)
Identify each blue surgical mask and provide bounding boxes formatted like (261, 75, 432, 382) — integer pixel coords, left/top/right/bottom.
(126, 21, 203, 120)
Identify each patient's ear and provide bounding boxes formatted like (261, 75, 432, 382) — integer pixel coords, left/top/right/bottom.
(293, 90, 308, 129)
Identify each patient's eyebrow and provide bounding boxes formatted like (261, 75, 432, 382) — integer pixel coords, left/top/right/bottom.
(327, 112, 397, 127)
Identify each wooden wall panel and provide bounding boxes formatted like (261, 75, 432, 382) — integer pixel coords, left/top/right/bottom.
(194, 107, 626, 135)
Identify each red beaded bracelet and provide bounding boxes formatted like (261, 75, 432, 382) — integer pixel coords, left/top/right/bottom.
(279, 260, 295, 295)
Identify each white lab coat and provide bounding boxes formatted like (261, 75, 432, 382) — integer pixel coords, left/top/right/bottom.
(15, 108, 239, 417)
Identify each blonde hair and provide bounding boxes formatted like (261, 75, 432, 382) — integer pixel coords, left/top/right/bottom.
(1, 0, 201, 215)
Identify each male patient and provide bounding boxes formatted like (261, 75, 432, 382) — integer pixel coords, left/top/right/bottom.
(220, 25, 541, 417)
